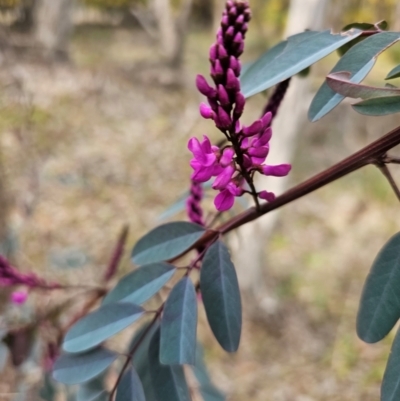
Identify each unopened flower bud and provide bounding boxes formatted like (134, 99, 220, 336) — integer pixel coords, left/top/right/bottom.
(196, 75, 216, 98)
(234, 32, 243, 44)
(199, 103, 215, 120)
(230, 56, 241, 76)
(218, 44, 228, 60)
(209, 44, 218, 62)
(234, 92, 245, 117)
(226, 68, 240, 91)
(216, 106, 232, 129)
(242, 119, 262, 137)
(218, 85, 230, 106)
(259, 190, 275, 202)
(261, 164, 292, 177)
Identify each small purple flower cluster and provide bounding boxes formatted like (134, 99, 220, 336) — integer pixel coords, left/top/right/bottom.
(0, 255, 60, 289)
(188, 0, 291, 211)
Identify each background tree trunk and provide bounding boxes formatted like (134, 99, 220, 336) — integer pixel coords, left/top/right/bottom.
(232, 0, 329, 317)
(34, 0, 74, 60)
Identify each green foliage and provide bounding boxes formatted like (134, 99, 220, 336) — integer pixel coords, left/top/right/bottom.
(63, 303, 144, 353)
(103, 262, 176, 305)
(160, 277, 197, 365)
(352, 96, 400, 115)
(385, 64, 400, 80)
(149, 328, 191, 401)
(193, 344, 226, 401)
(53, 348, 117, 384)
(116, 368, 146, 401)
(382, 328, 400, 401)
(131, 222, 205, 265)
(241, 29, 362, 98)
(357, 233, 400, 343)
(77, 375, 108, 401)
(200, 241, 242, 352)
(309, 32, 400, 121)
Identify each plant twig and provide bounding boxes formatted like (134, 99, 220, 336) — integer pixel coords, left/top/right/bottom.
(375, 158, 400, 201)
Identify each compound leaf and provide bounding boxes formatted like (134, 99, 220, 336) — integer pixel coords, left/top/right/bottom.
(132, 222, 205, 266)
(103, 262, 176, 306)
(200, 241, 241, 352)
(161, 277, 197, 365)
(63, 303, 144, 353)
(357, 232, 400, 343)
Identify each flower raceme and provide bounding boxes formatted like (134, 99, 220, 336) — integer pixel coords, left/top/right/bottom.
(188, 0, 291, 211)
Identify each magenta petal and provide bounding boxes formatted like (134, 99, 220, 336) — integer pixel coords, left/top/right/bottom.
(212, 165, 235, 190)
(200, 135, 213, 153)
(188, 137, 216, 166)
(214, 189, 235, 211)
(227, 182, 244, 196)
(261, 111, 272, 128)
(209, 44, 218, 62)
(216, 106, 231, 129)
(261, 164, 292, 177)
(259, 190, 276, 202)
(251, 156, 267, 165)
(248, 146, 269, 158)
(220, 148, 235, 166)
(191, 166, 214, 182)
(234, 92, 245, 116)
(217, 85, 230, 106)
(196, 75, 216, 98)
(199, 103, 215, 119)
(234, 32, 243, 44)
(254, 128, 272, 147)
(242, 119, 262, 137)
(218, 44, 228, 59)
(226, 68, 240, 91)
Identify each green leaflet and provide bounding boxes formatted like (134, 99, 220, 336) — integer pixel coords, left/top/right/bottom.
(131, 222, 205, 265)
(357, 232, 400, 343)
(200, 241, 241, 352)
(160, 277, 197, 365)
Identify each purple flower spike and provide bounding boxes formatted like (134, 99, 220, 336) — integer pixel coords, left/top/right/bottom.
(259, 190, 276, 202)
(261, 164, 292, 177)
(196, 75, 216, 98)
(215, 189, 235, 211)
(200, 103, 215, 119)
(189, 1, 291, 214)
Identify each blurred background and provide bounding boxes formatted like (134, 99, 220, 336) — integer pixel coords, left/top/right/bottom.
(0, 0, 399, 400)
